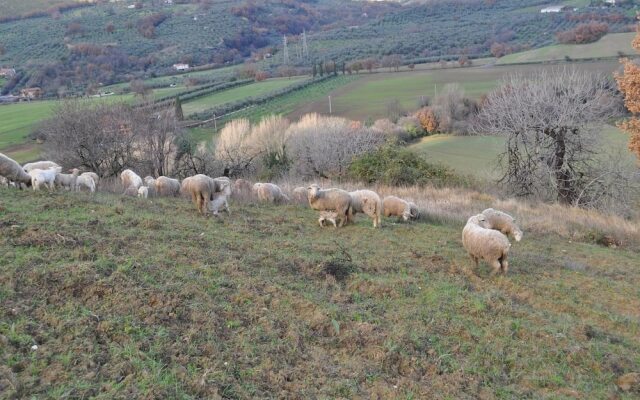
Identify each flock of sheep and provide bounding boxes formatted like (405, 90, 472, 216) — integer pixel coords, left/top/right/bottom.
(1, 152, 524, 275)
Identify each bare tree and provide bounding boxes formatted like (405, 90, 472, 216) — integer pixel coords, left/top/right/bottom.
(133, 105, 184, 177)
(214, 119, 262, 177)
(475, 68, 627, 207)
(287, 114, 386, 179)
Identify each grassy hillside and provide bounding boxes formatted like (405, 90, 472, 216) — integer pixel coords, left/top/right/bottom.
(410, 125, 634, 178)
(1, 187, 639, 398)
(498, 33, 637, 65)
(293, 60, 620, 121)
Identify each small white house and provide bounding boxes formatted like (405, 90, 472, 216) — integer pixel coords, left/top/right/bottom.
(173, 63, 190, 72)
(541, 5, 565, 13)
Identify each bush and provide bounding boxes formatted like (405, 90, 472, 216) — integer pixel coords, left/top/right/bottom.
(348, 145, 462, 187)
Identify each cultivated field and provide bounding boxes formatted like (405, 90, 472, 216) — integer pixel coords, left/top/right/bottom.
(0, 0, 81, 18)
(292, 61, 622, 121)
(410, 125, 634, 178)
(181, 78, 307, 117)
(0, 185, 638, 398)
(498, 33, 636, 65)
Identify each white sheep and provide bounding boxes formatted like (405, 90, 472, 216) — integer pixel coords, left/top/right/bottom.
(214, 177, 232, 197)
(144, 176, 156, 187)
(0, 176, 8, 188)
(383, 196, 419, 221)
(462, 214, 511, 275)
(29, 168, 57, 191)
(318, 210, 339, 228)
(306, 184, 352, 227)
(208, 193, 230, 216)
(481, 208, 523, 242)
(54, 168, 80, 191)
(76, 174, 96, 193)
(180, 174, 228, 215)
(138, 186, 149, 199)
(80, 172, 99, 188)
(292, 186, 308, 203)
(1, 152, 32, 188)
(349, 190, 383, 228)
(154, 176, 181, 197)
(253, 182, 289, 204)
(232, 178, 252, 199)
(23, 161, 61, 173)
(120, 169, 143, 193)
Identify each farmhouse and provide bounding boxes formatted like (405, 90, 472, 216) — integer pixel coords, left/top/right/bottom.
(20, 87, 42, 99)
(173, 63, 190, 71)
(540, 5, 571, 13)
(0, 68, 16, 78)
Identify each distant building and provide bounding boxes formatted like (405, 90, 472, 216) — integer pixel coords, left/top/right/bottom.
(0, 68, 16, 77)
(20, 87, 42, 99)
(541, 5, 571, 13)
(173, 63, 190, 71)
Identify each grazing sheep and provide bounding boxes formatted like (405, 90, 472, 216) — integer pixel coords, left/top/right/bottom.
(232, 178, 252, 198)
(307, 184, 352, 227)
(208, 193, 230, 216)
(349, 190, 383, 228)
(76, 174, 96, 193)
(383, 196, 419, 221)
(462, 214, 511, 275)
(29, 168, 57, 191)
(253, 183, 289, 204)
(0, 176, 8, 188)
(481, 208, 523, 242)
(23, 161, 61, 173)
(318, 210, 339, 228)
(154, 176, 181, 197)
(292, 186, 308, 203)
(138, 186, 149, 199)
(180, 174, 227, 215)
(120, 169, 143, 192)
(214, 177, 232, 197)
(80, 172, 99, 188)
(54, 168, 80, 191)
(0, 152, 32, 187)
(144, 176, 156, 187)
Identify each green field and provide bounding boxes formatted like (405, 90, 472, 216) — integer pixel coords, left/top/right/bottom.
(296, 61, 621, 121)
(182, 78, 307, 117)
(410, 125, 634, 178)
(498, 33, 636, 65)
(0, 100, 56, 150)
(1, 186, 638, 398)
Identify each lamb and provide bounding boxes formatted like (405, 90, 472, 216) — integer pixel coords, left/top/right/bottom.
(214, 177, 232, 197)
(208, 193, 230, 216)
(76, 174, 96, 193)
(0, 176, 8, 188)
(54, 168, 80, 191)
(0, 152, 32, 188)
(349, 190, 383, 228)
(292, 186, 308, 203)
(462, 214, 511, 275)
(306, 184, 352, 227)
(318, 210, 339, 228)
(180, 174, 227, 215)
(120, 169, 143, 193)
(154, 176, 181, 197)
(383, 196, 419, 221)
(138, 186, 149, 199)
(253, 183, 289, 204)
(29, 168, 57, 191)
(22, 161, 61, 173)
(481, 208, 523, 242)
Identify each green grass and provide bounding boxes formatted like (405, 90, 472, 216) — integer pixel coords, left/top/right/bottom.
(410, 125, 635, 179)
(182, 77, 307, 117)
(0, 100, 56, 149)
(498, 33, 636, 65)
(297, 61, 621, 121)
(0, 188, 638, 398)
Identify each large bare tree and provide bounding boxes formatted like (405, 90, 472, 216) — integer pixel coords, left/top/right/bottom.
(475, 68, 626, 207)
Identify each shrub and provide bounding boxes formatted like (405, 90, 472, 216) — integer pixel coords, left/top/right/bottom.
(348, 145, 462, 187)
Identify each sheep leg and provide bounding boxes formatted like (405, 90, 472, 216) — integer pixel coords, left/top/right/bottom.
(500, 257, 509, 274)
(469, 254, 478, 269)
(489, 260, 501, 276)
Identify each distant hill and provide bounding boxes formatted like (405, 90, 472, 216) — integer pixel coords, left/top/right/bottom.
(0, 0, 635, 96)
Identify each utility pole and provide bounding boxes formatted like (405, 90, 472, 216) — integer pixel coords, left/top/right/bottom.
(283, 35, 289, 65)
(302, 29, 309, 59)
(328, 95, 332, 114)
